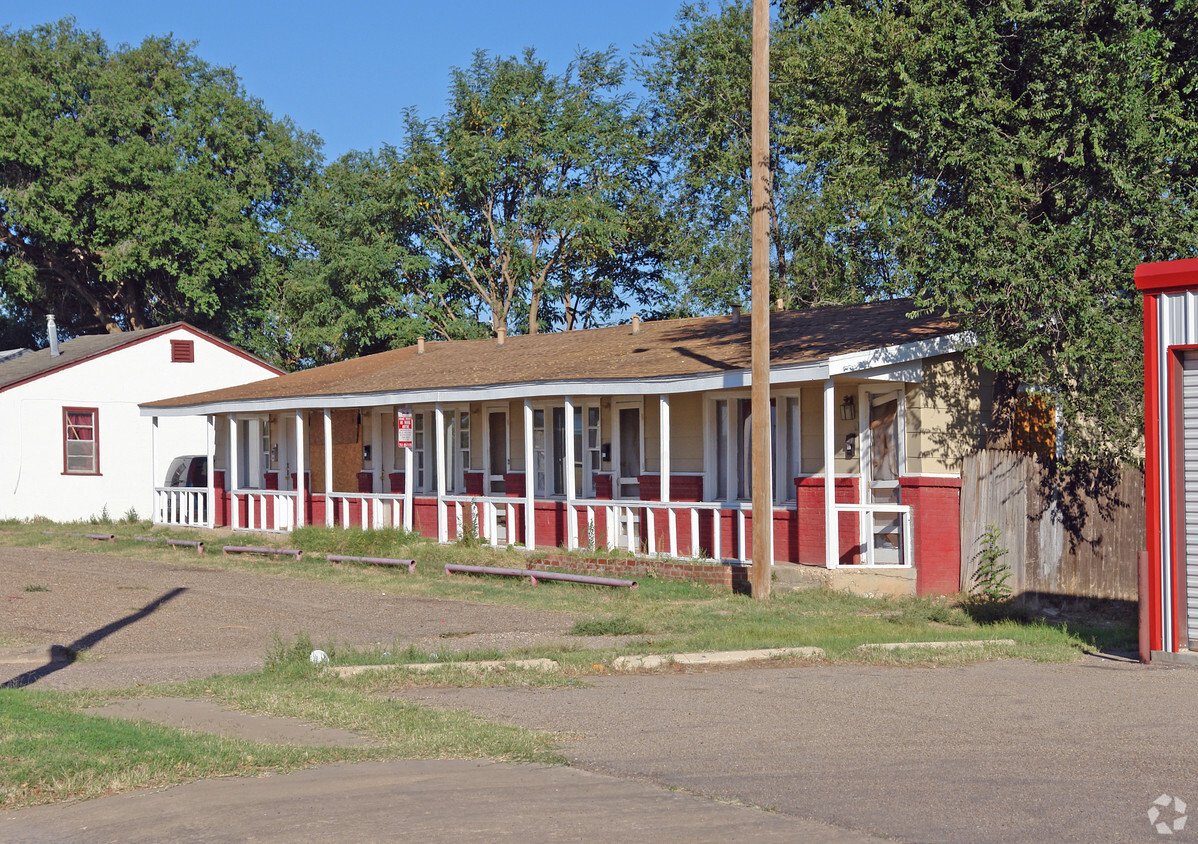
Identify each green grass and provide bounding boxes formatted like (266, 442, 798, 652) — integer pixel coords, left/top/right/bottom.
(0, 520, 1134, 809)
(1, 647, 564, 811)
(0, 521, 1128, 665)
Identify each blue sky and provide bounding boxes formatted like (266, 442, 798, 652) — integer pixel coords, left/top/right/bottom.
(4, 1, 695, 162)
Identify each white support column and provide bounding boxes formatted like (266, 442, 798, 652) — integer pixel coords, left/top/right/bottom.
(323, 409, 333, 528)
(564, 396, 577, 550)
(660, 394, 676, 557)
(371, 409, 383, 494)
(278, 415, 291, 490)
(823, 377, 837, 568)
(229, 416, 240, 530)
(294, 411, 306, 529)
(150, 416, 159, 521)
(524, 399, 535, 550)
(435, 403, 447, 542)
(206, 415, 216, 528)
(404, 427, 414, 531)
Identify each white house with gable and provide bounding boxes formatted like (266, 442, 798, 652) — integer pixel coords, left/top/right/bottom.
(0, 319, 281, 522)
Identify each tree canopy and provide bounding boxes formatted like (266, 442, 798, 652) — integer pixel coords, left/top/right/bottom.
(0, 18, 320, 351)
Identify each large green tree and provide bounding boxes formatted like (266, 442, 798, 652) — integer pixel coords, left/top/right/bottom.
(397, 48, 661, 335)
(637, 2, 891, 316)
(0, 19, 320, 352)
(781, 0, 1198, 465)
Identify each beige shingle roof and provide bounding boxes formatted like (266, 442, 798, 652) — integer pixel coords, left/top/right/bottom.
(145, 300, 960, 410)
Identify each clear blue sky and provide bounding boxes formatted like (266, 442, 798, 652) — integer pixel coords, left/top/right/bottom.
(4, 1, 695, 162)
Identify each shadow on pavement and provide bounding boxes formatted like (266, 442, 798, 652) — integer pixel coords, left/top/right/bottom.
(2, 586, 188, 688)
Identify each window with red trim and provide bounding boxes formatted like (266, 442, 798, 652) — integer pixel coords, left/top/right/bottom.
(63, 408, 100, 475)
(170, 339, 195, 363)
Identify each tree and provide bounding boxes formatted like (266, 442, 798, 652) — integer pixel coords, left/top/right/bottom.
(637, 2, 888, 316)
(781, 0, 1198, 466)
(397, 48, 660, 335)
(282, 147, 489, 367)
(0, 19, 320, 352)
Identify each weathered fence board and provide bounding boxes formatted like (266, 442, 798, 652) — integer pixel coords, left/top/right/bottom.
(960, 450, 1144, 601)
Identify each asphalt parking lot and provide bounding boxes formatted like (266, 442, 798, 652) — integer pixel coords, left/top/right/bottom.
(3, 546, 1195, 842)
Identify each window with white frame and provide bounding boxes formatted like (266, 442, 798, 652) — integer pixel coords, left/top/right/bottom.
(441, 408, 471, 493)
(63, 407, 99, 475)
(413, 412, 427, 491)
(706, 392, 800, 504)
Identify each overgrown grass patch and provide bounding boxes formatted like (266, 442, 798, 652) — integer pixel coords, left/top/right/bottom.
(0, 521, 1123, 665)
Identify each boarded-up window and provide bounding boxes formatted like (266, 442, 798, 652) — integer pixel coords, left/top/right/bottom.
(63, 408, 99, 474)
(1011, 394, 1056, 457)
(171, 339, 195, 363)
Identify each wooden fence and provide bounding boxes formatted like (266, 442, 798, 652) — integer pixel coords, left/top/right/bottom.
(959, 450, 1144, 601)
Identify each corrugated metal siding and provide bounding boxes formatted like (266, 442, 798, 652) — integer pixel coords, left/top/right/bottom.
(1182, 352, 1198, 645)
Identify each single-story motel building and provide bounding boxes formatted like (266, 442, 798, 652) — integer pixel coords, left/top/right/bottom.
(142, 299, 1010, 596)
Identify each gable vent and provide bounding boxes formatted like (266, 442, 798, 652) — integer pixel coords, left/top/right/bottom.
(170, 339, 195, 363)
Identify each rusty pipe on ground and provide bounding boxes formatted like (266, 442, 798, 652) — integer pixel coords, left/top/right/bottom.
(445, 563, 636, 589)
(222, 545, 301, 559)
(328, 554, 415, 572)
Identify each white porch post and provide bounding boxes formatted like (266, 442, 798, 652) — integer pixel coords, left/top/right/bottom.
(660, 394, 676, 557)
(371, 409, 383, 494)
(435, 403, 447, 542)
(404, 413, 414, 531)
(524, 399, 535, 550)
(823, 377, 838, 568)
(206, 415, 216, 528)
(323, 409, 333, 527)
(229, 416, 240, 530)
(150, 416, 158, 521)
(278, 416, 291, 490)
(564, 396, 577, 550)
(294, 411, 306, 528)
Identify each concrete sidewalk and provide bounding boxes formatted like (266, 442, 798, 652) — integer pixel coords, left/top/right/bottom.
(1, 760, 873, 843)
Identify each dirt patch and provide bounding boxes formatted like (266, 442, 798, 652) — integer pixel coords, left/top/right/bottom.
(0, 545, 583, 690)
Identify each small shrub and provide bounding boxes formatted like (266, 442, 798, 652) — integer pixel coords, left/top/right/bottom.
(23, 584, 50, 592)
(972, 524, 1012, 602)
(122, 507, 139, 524)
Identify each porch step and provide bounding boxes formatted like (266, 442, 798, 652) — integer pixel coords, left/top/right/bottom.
(771, 561, 917, 598)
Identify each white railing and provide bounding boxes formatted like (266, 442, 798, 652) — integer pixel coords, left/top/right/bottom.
(444, 494, 517, 547)
(442, 495, 732, 561)
(230, 489, 298, 533)
(153, 487, 209, 527)
(323, 492, 408, 530)
(834, 503, 915, 567)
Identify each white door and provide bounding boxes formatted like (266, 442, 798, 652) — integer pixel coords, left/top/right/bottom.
(863, 390, 903, 565)
(486, 409, 508, 495)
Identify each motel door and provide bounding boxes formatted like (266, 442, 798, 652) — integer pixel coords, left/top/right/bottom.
(486, 409, 505, 493)
(1179, 352, 1198, 646)
(865, 391, 903, 564)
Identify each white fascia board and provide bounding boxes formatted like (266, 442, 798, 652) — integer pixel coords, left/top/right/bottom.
(140, 360, 831, 418)
(827, 332, 975, 377)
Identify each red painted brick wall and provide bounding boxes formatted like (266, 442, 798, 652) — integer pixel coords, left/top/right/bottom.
(795, 477, 861, 566)
(899, 476, 962, 595)
(504, 472, 526, 497)
(464, 471, 485, 496)
(388, 472, 405, 494)
(637, 474, 705, 502)
(531, 553, 750, 592)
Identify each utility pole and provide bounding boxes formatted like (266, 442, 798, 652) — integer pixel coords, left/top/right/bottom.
(750, 0, 772, 599)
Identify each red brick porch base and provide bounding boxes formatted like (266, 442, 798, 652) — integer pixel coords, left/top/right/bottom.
(530, 553, 751, 592)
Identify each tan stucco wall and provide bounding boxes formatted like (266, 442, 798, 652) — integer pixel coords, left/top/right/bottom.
(800, 385, 862, 475)
(904, 354, 994, 474)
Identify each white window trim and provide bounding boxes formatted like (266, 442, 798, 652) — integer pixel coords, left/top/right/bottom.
(482, 404, 509, 494)
(704, 389, 802, 505)
(611, 398, 644, 500)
